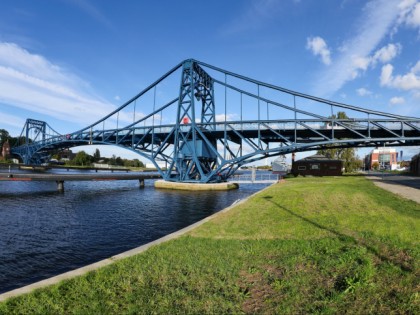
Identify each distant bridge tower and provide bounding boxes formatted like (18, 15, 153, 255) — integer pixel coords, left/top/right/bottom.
(24, 119, 47, 145)
(13, 119, 58, 164)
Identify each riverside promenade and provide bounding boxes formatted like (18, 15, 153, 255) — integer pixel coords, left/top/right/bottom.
(366, 174, 420, 203)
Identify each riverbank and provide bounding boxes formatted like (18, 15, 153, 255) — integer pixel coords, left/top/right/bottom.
(0, 176, 419, 314)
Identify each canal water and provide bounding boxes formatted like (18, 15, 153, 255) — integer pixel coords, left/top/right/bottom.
(0, 168, 269, 294)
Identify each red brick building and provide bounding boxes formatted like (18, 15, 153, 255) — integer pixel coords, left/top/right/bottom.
(291, 154, 343, 176)
(1, 140, 10, 160)
(364, 148, 398, 170)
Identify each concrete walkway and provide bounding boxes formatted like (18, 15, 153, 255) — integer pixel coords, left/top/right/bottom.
(366, 174, 420, 204)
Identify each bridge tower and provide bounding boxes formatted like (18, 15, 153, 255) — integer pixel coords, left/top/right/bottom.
(24, 119, 47, 145)
(14, 119, 51, 164)
(166, 59, 219, 182)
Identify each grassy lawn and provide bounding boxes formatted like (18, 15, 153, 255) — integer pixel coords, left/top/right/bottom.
(0, 176, 419, 314)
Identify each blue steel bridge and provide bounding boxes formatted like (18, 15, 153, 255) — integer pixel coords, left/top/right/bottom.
(11, 59, 420, 183)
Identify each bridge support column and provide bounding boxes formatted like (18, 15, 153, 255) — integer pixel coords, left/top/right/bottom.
(154, 180, 238, 191)
(139, 179, 145, 188)
(56, 180, 64, 192)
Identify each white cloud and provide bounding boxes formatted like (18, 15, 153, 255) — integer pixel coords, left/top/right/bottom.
(306, 36, 332, 65)
(372, 43, 401, 64)
(393, 0, 418, 32)
(380, 61, 420, 90)
(412, 60, 420, 73)
(380, 63, 394, 86)
(311, 0, 402, 97)
(351, 43, 401, 79)
(0, 42, 117, 130)
(406, 1, 420, 27)
(356, 87, 372, 96)
(389, 96, 405, 104)
(215, 113, 238, 122)
(352, 56, 370, 71)
(0, 112, 25, 129)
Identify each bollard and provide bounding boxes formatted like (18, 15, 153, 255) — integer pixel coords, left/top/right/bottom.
(56, 180, 64, 192)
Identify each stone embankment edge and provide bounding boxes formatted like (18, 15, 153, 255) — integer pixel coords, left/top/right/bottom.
(0, 181, 281, 302)
(154, 180, 239, 191)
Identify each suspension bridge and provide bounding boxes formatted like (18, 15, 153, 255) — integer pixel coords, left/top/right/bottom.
(11, 59, 420, 183)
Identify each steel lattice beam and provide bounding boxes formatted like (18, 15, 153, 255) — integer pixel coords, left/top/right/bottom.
(11, 59, 420, 182)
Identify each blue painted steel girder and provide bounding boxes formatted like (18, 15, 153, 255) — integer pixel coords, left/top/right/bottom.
(165, 60, 220, 182)
(10, 59, 420, 183)
(11, 118, 420, 177)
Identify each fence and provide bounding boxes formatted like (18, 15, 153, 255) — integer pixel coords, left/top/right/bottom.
(229, 171, 280, 183)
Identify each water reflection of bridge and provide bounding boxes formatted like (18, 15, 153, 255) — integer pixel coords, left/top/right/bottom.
(11, 59, 420, 184)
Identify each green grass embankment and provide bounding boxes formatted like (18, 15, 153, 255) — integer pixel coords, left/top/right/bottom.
(0, 176, 419, 314)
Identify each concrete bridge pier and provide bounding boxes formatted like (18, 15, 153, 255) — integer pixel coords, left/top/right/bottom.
(154, 180, 239, 191)
(56, 180, 64, 192)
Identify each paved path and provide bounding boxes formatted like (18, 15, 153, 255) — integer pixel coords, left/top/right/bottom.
(366, 174, 420, 204)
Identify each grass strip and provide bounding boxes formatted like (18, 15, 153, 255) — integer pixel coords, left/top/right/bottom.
(0, 176, 419, 314)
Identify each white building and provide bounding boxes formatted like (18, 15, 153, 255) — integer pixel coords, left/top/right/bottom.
(145, 162, 167, 169)
(365, 147, 398, 170)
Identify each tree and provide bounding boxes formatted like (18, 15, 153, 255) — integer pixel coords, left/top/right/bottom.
(115, 156, 123, 166)
(71, 151, 92, 166)
(93, 148, 101, 162)
(9, 136, 27, 147)
(0, 129, 27, 147)
(317, 111, 360, 173)
(123, 158, 145, 168)
(0, 129, 10, 147)
(133, 159, 144, 168)
(108, 154, 116, 165)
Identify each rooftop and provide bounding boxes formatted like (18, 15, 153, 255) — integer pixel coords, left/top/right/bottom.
(295, 154, 342, 162)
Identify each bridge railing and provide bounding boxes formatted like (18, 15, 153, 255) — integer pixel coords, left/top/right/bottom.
(19, 118, 420, 152)
(229, 172, 280, 183)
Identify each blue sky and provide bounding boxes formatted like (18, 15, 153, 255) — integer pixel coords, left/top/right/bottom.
(0, 0, 419, 161)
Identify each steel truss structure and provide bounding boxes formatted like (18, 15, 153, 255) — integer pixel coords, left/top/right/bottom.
(11, 59, 420, 182)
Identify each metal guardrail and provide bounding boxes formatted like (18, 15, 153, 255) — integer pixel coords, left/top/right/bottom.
(229, 173, 280, 183)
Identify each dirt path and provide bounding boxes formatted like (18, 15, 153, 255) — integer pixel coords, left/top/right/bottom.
(366, 175, 420, 204)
